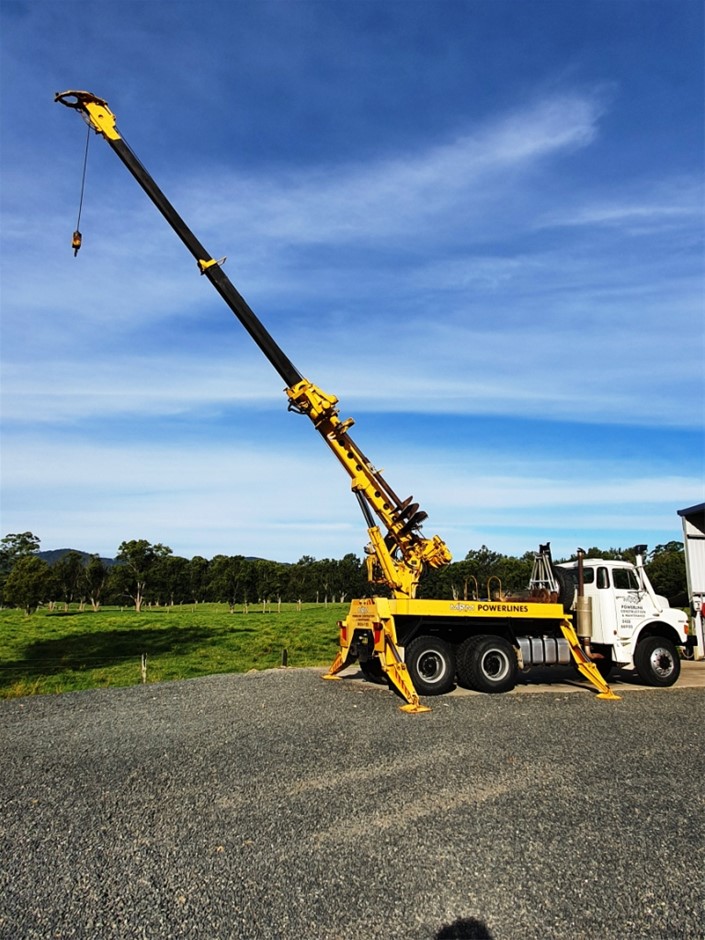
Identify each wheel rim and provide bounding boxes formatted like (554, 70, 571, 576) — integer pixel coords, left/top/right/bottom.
(418, 651, 447, 684)
(481, 649, 510, 682)
(649, 645, 676, 679)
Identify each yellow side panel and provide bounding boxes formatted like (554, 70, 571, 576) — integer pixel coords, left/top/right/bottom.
(384, 597, 567, 621)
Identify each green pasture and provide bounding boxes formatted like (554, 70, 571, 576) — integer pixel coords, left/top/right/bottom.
(0, 602, 345, 698)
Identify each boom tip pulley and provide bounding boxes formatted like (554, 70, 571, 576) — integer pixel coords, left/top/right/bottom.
(54, 90, 107, 110)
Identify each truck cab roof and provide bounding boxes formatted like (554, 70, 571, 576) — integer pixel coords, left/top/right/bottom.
(557, 558, 636, 569)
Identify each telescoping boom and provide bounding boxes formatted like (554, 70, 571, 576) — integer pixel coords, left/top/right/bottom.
(55, 91, 451, 596)
(57, 91, 652, 711)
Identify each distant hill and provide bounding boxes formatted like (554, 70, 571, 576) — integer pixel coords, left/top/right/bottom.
(37, 549, 271, 566)
(38, 549, 117, 567)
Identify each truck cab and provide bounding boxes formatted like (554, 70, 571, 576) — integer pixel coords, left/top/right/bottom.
(556, 555, 689, 685)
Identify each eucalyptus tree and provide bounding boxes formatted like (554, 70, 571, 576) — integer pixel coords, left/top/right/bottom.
(645, 542, 686, 603)
(0, 532, 41, 604)
(84, 554, 109, 611)
(289, 555, 318, 603)
(208, 554, 247, 610)
(188, 555, 210, 603)
(152, 554, 190, 606)
(3, 555, 51, 614)
(334, 553, 366, 602)
(113, 540, 173, 611)
(53, 550, 86, 611)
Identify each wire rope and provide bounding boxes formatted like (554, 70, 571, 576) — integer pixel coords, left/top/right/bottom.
(72, 125, 91, 255)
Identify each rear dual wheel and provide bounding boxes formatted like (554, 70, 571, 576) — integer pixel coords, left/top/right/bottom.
(405, 636, 456, 696)
(457, 635, 518, 694)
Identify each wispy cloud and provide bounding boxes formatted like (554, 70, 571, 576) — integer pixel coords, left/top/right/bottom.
(3, 432, 700, 561)
(186, 92, 605, 246)
(536, 178, 703, 234)
(8, 86, 694, 367)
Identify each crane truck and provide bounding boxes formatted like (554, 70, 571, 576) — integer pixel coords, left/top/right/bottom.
(55, 91, 689, 711)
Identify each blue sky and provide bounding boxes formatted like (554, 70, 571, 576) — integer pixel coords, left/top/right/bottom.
(1, 0, 703, 564)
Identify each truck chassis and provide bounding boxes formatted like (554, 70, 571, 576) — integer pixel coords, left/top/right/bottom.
(325, 597, 619, 711)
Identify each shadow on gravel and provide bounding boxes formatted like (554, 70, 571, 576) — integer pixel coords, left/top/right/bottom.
(436, 916, 494, 939)
(0, 625, 242, 690)
(516, 663, 661, 690)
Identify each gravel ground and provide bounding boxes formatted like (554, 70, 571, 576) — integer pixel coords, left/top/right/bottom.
(1, 669, 703, 940)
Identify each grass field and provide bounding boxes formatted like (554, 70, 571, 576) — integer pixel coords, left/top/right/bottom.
(0, 602, 345, 698)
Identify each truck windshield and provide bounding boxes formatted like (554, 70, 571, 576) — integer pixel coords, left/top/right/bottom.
(563, 567, 595, 588)
(612, 568, 640, 590)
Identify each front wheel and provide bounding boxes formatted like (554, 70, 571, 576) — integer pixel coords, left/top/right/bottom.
(405, 636, 456, 696)
(593, 648, 614, 680)
(633, 636, 680, 687)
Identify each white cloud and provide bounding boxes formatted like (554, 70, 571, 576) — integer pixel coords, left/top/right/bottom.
(3, 302, 701, 428)
(185, 92, 604, 246)
(2, 432, 699, 562)
(537, 178, 703, 233)
(2, 85, 701, 565)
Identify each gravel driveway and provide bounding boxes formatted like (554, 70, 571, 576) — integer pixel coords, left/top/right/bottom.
(1, 668, 703, 939)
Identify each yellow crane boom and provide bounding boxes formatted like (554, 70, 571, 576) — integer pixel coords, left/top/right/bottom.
(55, 90, 452, 603)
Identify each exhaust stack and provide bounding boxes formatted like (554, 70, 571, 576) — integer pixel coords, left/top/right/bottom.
(575, 548, 594, 653)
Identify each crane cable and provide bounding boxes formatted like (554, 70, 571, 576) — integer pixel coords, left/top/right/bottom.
(71, 124, 91, 256)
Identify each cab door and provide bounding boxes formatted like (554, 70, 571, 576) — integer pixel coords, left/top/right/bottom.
(589, 565, 611, 643)
(610, 566, 649, 639)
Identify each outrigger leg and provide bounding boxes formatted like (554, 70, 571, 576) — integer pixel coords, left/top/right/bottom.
(560, 619, 621, 700)
(323, 625, 430, 713)
(322, 614, 355, 680)
(381, 637, 430, 713)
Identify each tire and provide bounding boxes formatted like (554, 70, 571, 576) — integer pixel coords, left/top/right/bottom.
(360, 657, 387, 685)
(456, 636, 481, 688)
(593, 648, 614, 680)
(552, 566, 576, 612)
(405, 636, 456, 696)
(633, 636, 680, 687)
(462, 634, 518, 694)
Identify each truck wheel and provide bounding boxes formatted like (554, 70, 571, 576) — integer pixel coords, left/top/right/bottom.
(456, 636, 481, 688)
(594, 649, 613, 680)
(360, 658, 387, 685)
(405, 636, 456, 696)
(463, 635, 517, 694)
(633, 636, 680, 687)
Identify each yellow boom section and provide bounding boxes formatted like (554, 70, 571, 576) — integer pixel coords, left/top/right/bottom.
(287, 379, 451, 598)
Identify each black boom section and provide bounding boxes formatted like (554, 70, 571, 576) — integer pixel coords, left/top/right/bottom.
(109, 136, 303, 389)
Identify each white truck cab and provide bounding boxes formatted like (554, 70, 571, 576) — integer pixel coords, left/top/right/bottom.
(556, 552, 689, 686)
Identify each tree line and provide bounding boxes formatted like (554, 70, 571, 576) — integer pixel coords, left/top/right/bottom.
(0, 531, 687, 615)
